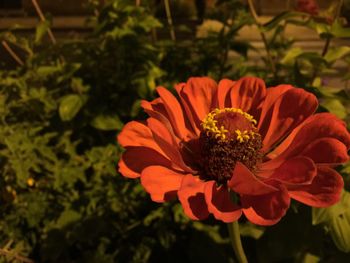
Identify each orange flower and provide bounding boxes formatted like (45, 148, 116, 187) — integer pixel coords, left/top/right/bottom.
(118, 77, 349, 225)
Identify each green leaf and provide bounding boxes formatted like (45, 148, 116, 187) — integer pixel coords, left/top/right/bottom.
(321, 98, 347, 119)
(312, 77, 322, 88)
(37, 65, 62, 77)
(130, 99, 141, 118)
(35, 20, 50, 44)
(329, 211, 350, 253)
(55, 209, 82, 229)
(281, 49, 328, 67)
(314, 85, 344, 98)
(90, 114, 123, 130)
(239, 222, 265, 239)
(146, 65, 164, 91)
(262, 11, 303, 32)
(136, 15, 162, 32)
(312, 191, 350, 225)
(280, 47, 304, 66)
(315, 23, 332, 38)
(59, 94, 85, 121)
(342, 162, 350, 174)
(331, 19, 350, 38)
(143, 207, 164, 226)
(71, 78, 90, 93)
(298, 52, 328, 65)
(312, 191, 350, 252)
(324, 46, 350, 63)
(302, 253, 321, 263)
(192, 222, 228, 244)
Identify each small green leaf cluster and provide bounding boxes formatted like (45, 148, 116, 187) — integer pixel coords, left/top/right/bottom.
(0, 1, 188, 262)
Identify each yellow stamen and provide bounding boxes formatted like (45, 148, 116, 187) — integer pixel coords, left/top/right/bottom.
(201, 108, 258, 142)
(235, 130, 251, 143)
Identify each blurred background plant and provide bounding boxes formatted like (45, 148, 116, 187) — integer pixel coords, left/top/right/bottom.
(0, 0, 349, 262)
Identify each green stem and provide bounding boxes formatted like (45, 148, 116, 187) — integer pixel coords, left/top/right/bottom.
(321, 37, 331, 57)
(312, 0, 344, 82)
(164, 0, 176, 41)
(247, 0, 276, 74)
(322, 0, 344, 56)
(227, 221, 248, 263)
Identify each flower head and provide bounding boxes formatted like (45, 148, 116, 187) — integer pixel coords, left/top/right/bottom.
(118, 77, 350, 225)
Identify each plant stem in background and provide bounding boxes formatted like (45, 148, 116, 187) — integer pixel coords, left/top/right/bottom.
(322, 0, 344, 56)
(286, 0, 291, 10)
(218, 23, 230, 79)
(164, 0, 176, 41)
(312, 0, 344, 84)
(31, 0, 56, 44)
(321, 37, 331, 56)
(1, 41, 24, 66)
(136, 0, 141, 6)
(145, 0, 158, 43)
(247, 0, 276, 74)
(228, 222, 248, 263)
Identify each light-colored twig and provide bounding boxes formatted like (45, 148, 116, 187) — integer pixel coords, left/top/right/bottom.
(31, 0, 56, 44)
(0, 248, 34, 263)
(1, 40, 24, 66)
(136, 0, 141, 6)
(247, 0, 276, 74)
(164, 0, 176, 41)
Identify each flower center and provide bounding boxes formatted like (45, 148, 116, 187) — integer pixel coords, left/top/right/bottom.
(199, 108, 262, 184)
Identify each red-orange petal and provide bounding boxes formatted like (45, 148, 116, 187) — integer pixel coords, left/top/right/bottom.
(269, 113, 350, 163)
(228, 162, 278, 195)
(175, 83, 200, 135)
(177, 77, 218, 129)
(157, 86, 194, 140)
(229, 77, 266, 120)
(117, 121, 162, 153)
(147, 118, 194, 173)
(141, 165, 184, 203)
(243, 207, 284, 226)
(217, 79, 235, 109)
(204, 181, 242, 223)
(259, 88, 318, 153)
(118, 146, 172, 178)
(269, 156, 316, 185)
(289, 167, 344, 207)
(301, 137, 349, 165)
(178, 175, 210, 220)
(241, 184, 290, 226)
(141, 98, 175, 135)
(257, 84, 293, 140)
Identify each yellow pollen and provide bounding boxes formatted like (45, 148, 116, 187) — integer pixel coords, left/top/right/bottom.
(201, 108, 258, 142)
(235, 130, 251, 143)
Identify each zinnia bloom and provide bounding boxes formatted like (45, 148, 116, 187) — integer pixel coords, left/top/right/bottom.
(118, 77, 350, 225)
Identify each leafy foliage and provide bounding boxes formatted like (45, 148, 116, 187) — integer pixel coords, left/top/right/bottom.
(0, 0, 350, 262)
